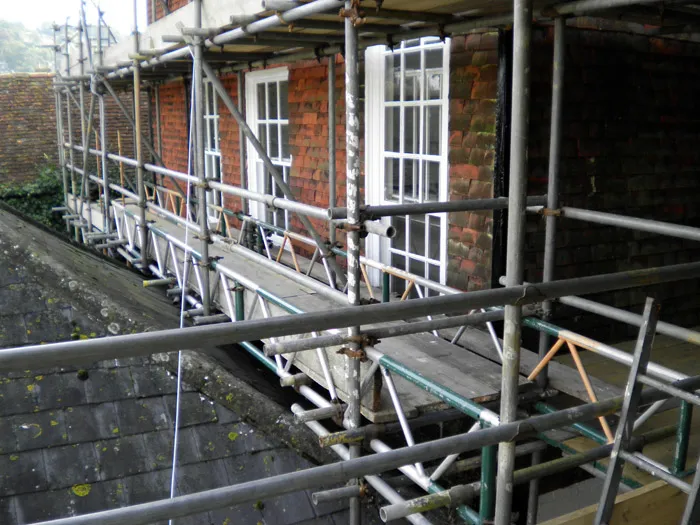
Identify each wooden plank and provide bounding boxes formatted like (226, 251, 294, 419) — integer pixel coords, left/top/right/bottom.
(446, 326, 623, 401)
(539, 480, 686, 525)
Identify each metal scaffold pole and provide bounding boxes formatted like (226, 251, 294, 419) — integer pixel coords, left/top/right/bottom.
(236, 70, 247, 212)
(52, 26, 69, 231)
(133, 0, 150, 267)
(328, 54, 337, 287)
(344, 2, 362, 522)
(528, 16, 565, 525)
(193, 0, 212, 315)
(495, 0, 533, 522)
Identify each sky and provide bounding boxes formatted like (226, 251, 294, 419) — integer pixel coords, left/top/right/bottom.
(1, 0, 148, 37)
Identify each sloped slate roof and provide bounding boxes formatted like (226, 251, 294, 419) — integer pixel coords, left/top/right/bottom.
(0, 206, 381, 525)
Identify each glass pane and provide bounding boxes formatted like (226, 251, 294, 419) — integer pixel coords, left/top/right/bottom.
(268, 82, 279, 119)
(428, 215, 441, 260)
(404, 39, 420, 48)
(405, 51, 420, 71)
(281, 124, 290, 159)
(404, 106, 418, 154)
(404, 71, 421, 102)
(258, 124, 267, 153)
(424, 161, 440, 202)
(390, 252, 407, 296)
(385, 54, 400, 102)
(208, 120, 216, 150)
(428, 264, 440, 295)
(269, 123, 280, 159)
(425, 48, 443, 69)
(385, 107, 400, 153)
(426, 71, 442, 100)
(257, 83, 266, 119)
(408, 216, 426, 258)
(279, 81, 289, 118)
(404, 159, 418, 202)
(384, 157, 400, 201)
(426, 106, 441, 155)
(391, 216, 407, 254)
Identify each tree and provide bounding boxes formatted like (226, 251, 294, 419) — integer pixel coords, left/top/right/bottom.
(0, 20, 53, 73)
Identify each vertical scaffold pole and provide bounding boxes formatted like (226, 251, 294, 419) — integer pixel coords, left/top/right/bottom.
(495, 0, 532, 523)
(64, 23, 79, 240)
(528, 17, 565, 525)
(237, 71, 248, 212)
(133, 0, 150, 267)
(53, 26, 69, 232)
(97, 15, 111, 235)
(328, 55, 338, 287)
(344, 3, 362, 524)
(193, 0, 211, 315)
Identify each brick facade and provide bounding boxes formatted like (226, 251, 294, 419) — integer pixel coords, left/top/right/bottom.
(526, 25, 700, 339)
(0, 74, 58, 183)
(147, 0, 191, 25)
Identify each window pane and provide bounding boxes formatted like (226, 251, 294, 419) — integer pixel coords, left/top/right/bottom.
(281, 124, 290, 159)
(427, 264, 440, 296)
(428, 215, 441, 260)
(404, 39, 420, 48)
(404, 158, 418, 202)
(268, 82, 278, 119)
(269, 123, 280, 159)
(208, 120, 216, 150)
(385, 107, 400, 153)
(426, 71, 442, 100)
(424, 161, 440, 202)
(385, 54, 400, 102)
(408, 216, 426, 258)
(384, 157, 400, 201)
(279, 81, 289, 118)
(425, 48, 443, 69)
(257, 84, 266, 119)
(404, 71, 421, 102)
(426, 106, 441, 156)
(404, 106, 418, 154)
(258, 124, 267, 153)
(391, 217, 407, 254)
(390, 252, 407, 296)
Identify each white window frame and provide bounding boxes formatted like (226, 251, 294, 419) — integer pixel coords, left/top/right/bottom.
(365, 39, 450, 290)
(245, 67, 291, 232)
(204, 78, 223, 225)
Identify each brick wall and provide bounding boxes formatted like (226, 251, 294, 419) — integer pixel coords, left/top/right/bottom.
(527, 25, 700, 339)
(447, 32, 499, 292)
(147, 0, 191, 24)
(0, 74, 58, 183)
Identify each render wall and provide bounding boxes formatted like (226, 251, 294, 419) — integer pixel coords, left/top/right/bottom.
(0, 74, 58, 183)
(526, 25, 700, 339)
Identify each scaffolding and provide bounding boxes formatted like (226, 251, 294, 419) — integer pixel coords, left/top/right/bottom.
(22, 0, 700, 523)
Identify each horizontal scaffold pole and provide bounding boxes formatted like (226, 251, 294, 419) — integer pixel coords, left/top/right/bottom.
(3, 262, 700, 370)
(29, 374, 700, 525)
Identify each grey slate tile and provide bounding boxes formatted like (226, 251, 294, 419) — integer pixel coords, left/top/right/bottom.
(209, 504, 264, 525)
(64, 402, 120, 442)
(0, 285, 46, 316)
(0, 314, 28, 348)
(43, 442, 101, 489)
(95, 434, 149, 480)
(305, 488, 347, 518)
(164, 392, 219, 428)
(0, 378, 40, 417)
(214, 403, 240, 424)
(83, 368, 136, 404)
(130, 365, 180, 397)
(35, 372, 88, 410)
(11, 409, 67, 451)
(0, 416, 18, 455)
(13, 489, 72, 524)
(143, 427, 201, 469)
(294, 516, 336, 525)
(122, 468, 172, 506)
(261, 492, 316, 525)
(192, 421, 277, 462)
(175, 459, 230, 495)
(114, 396, 171, 436)
(0, 496, 16, 524)
(0, 450, 47, 497)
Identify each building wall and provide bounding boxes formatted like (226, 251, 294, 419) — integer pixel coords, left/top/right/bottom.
(148, 0, 191, 25)
(0, 74, 58, 183)
(150, 37, 498, 292)
(526, 25, 700, 339)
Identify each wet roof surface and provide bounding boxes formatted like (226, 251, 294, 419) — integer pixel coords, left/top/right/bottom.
(0, 207, 382, 525)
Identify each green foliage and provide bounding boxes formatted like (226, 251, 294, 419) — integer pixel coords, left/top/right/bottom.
(0, 164, 64, 230)
(0, 21, 54, 73)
